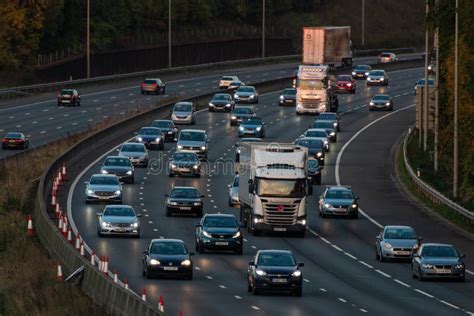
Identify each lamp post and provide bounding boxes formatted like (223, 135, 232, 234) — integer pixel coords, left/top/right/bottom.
(86, 0, 90, 78)
(453, 0, 459, 198)
(168, 0, 172, 68)
(262, 0, 266, 58)
(361, 0, 365, 47)
(423, 0, 429, 152)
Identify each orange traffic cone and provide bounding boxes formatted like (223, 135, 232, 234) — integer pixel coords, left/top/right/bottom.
(57, 171, 62, 185)
(55, 203, 61, 219)
(75, 233, 81, 250)
(27, 215, 33, 236)
(103, 256, 109, 275)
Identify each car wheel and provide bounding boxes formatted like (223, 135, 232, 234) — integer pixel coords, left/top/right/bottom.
(97, 230, 103, 237)
(145, 267, 151, 279)
(247, 280, 252, 292)
(375, 248, 380, 260)
(294, 287, 303, 297)
(418, 268, 424, 281)
(252, 285, 259, 296)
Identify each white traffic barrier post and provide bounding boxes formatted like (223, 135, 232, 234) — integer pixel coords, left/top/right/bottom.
(158, 296, 165, 312)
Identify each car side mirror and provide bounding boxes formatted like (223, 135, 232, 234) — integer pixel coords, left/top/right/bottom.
(413, 253, 420, 258)
(142, 250, 148, 255)
(195, 223, 201, 227)
(165, 194, 169, 197)
(298, 263, 304, 267)
(249, 261, 255, 266)
(308, 186, 313, 195)
(96, 213, 102, 217)
(84, 181, 88, 185)
(136, 214, 142, 218)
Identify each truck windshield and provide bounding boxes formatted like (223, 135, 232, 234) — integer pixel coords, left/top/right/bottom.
(297, 79, 325, 90)
(256, 179, 306, 198)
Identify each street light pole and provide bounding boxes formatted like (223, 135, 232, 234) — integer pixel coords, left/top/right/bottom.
(262, 0, 266, 58)
(434, 0, 439, 172)
(361, 0, 365, 47)
(86, 0, 90, 78)
(168, 0, 172, 68)
(423, 0, 429, 152)
(453, 0, 459, 198)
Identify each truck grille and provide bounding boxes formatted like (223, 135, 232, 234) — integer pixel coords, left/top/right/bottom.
(263, 203, 298, 225)
(300, 99, 323, 107)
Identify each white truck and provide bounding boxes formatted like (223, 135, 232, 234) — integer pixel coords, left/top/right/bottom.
(238, 143, 312, 237)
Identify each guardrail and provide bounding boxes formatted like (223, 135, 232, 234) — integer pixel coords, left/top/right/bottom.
(0, 47, 416, 98)
(33, 57, 423, 315)
(403, 127, 474, 224)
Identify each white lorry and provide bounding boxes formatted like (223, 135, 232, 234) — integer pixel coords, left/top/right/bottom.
(238, 143, 312, 237)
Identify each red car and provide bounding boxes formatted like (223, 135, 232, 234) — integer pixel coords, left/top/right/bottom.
(58, 89, 81, 106)
(335, 75, 356, 94)
(2, 132, 29, 150)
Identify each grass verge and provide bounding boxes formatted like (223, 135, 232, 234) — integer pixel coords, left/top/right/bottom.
(395, 133, 474, 234)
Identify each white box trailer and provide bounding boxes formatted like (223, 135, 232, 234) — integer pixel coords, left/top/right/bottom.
(303, 26, 353, 67)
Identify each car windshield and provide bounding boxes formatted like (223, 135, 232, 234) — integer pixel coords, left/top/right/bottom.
(174, 103, 192, 112)
(373, 95, 390, 101)
(384, 228, 417, 239)
(312, 121, 334, 129)
(355, 65, 370, 71)
(213, 94, 231, 101)
(282, 88, 296, 95)
(325, 189, 353, 200)
(104, 157, 131, 166)
(5, 133, 22, 138)
(222, 76, 234, 81)
(152, 121, 173, 129)
(144, 79, 158, 84)
(421, 246, 458, 258)
(370, 71, 385, 76)
(173, 152, 198, 161)
(298, 79, 325, 90)
(151, 242, 187, 255)
(238, 87, 254, 93)
(257, 253, 296, 266)
(337, 75, 352, 81)
(234, 108, 253, 114)
(179, 131, 205, 142)
(306, 130, 327, 138)
(61, 90, 74, 95)
(139, 128, 160, 135)
(297, 139, 323, 148)
(203, 216, 238, 228)
(256, 179, 306, 198)
(243, 118, 262, 125)
(170, 188, 200, 198)
(319, 113, 337, 120)
(104, 207, 135, 217)
(90, 176, 119, 185)
(121, 144, 145, 152)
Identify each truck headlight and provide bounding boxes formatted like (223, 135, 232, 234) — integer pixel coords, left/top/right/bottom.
(297, 219, 307, 226)
(150, 259, 160, 265)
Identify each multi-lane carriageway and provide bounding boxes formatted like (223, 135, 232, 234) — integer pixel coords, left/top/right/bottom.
(62, 65, 474, 316)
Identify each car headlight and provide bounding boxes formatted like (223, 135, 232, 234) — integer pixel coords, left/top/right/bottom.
(101, 221, 111, 228)
(385, 102, 390, 106)
(380, 77, 384, 80)
(181, 259, 192, 266)
(454, 264, 464, 269)
(200, 146, 206, 150)
(114, 190, 122, 195)
(232, 231, 241, 238)
(316, 152, 323, 157)
(249, 95, 255, 99)
(132, 222, 139, 227)
(225, 103, 231, 107)
(422, 264, 434, 269)
(231, 116, 237, 119)
(239, 126, 244, 131)
(101, 170, 108, 174)
(279, 95, 284, 100)
(208, 103, 214, 107)
(365, 72, 369, 76)
(202, 230, 212, 238)
(170, 164, 176, 169)
(256, 127, 261, 131)
(156, 137, 161, 142)
(324, 140, 329, 145)
(351, 204, 358, 208)
(177, 145, 183, 149)
(137, 137, 143, 142)
(333, 122, 338, 127)
(126, 170, 133, 175)
(150, 259, 160, 265)
(237, 148, 241, 153)
(383, 243, 392, 249)
(324, 203, 333, 209)
(413, 244, 419, 250)
(87, 189, 94, 195)
(193, 202, 201, 206)
(352, 71, 356, 75)
(370, 102, 374, 106)
(292, 270, 302, 277)
(256, 269, 267, 276)
(193, 165, 199, 169)
(330, 132, 335, 136)
(169, 201, 178, 206)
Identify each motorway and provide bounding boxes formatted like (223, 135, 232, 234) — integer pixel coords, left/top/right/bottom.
(66, 66, 474, 316)
(0, 54, 420, 160)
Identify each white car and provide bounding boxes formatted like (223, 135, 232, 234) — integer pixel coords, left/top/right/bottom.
(378, 52, 398, 63)
(219, 75, 240, 89)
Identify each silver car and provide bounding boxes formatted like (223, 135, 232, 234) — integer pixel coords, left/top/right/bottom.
(366, 70, 389, 86)
(171, 102, 196, 125)
(118, 142, 149, 167)
(228, 175, 240, 206)
(234, 86, 259, 104)
(375, 225, 421, 261)
(176, 129, 209, 159)
(96, 205, 141, 237)
(85, 174, 122, 204)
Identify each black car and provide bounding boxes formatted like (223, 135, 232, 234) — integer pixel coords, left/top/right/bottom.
(100, 156, 134, 184)
(352, 64, 372, 79)
(1, 132, 29, 150)
(230, 106, 255, 126)
(247, 250, 304, 296)
(294, 137, 325, 165)
(279, 88, 296, 106)
(150, 120, 178, 142)
(306, 158, 323, 185)
(195, 214, 243, 255)
(142, 239, 193, 279)
(135, 127, 164, 150)
(165, 186, 204, 217)
(208, 93, 235, 112)
(318, 112, 340, 131)
(319, 186, 359, 218)
(168, 152, 201, 177)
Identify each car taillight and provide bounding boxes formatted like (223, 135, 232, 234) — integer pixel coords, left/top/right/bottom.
(15, 139, 23, 142)
(151, 84, 157, 87)
(1, 138, 7, 143)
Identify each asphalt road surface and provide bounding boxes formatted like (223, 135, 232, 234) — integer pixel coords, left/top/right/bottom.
(68, 66, 474, 316)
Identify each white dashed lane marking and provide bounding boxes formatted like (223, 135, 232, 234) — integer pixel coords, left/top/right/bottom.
(414, 289, 434, 298)
(234, 295, 242, 300)
(338, 298, 347, 303)
(394, 279, 411, 288)
(251, 306, 260, 311)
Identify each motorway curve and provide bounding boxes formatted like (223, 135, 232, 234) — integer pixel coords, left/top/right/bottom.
(67, 66, 474, 316)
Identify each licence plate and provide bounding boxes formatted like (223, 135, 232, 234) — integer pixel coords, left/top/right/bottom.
(274, 227, 286, 232)
(215, 242, 228, 246)
(436, 269, 451, 274)
(9, 140, 15, 143)
(99, 196, 110, 199)
(272, 278, 287, 283)
(164, 266, 178, 271)
(180, 207, 192, 210)
(357, 74, 363, 77)
(395, 251, 411, 256)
